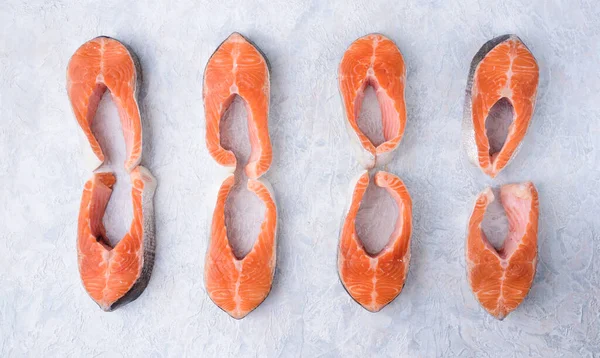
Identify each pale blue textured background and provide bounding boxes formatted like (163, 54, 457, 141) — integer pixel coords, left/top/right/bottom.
(1, 0, 599, 356)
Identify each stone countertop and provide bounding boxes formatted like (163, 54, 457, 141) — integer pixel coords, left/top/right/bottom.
(1, 0, 598, 356)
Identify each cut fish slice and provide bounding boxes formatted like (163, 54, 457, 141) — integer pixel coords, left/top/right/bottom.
(77, 166, 157, 311)
(203, 32, 272, 179)
(338, 34, 407, 169)
(67, 36, 143, 173)
(205, 175, 277, 319)
(466, 182, 539, 320)
(462, 34, 539, 177)
(338, 171, 412, 312)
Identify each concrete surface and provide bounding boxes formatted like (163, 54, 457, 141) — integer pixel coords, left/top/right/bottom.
(1, 0, 598, 356)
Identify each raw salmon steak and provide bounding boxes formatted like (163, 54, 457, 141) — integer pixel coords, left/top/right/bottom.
(204, 175, 277, 319)
(203, 32, 272, 179)
(67, 36, 143, 173)
(338, 34, 407, 169)
(67, 36, 156, 311)
(338, 171, 412, 312)
(77, 167, 157, 311)
(466, 182, 539, 319)
(462, 35, 539, 177)
(203, 33, 277, 319)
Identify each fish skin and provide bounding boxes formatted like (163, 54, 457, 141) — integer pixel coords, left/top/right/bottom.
(462, 35, 511, 167)
(337, 171, 413, 312)
(338, 34, 407, 169)
(465, 182, 539, 320)
(462, 34, 539, 177)
(105, 166, 157, 311)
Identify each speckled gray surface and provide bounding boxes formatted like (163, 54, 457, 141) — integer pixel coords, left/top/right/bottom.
(1, 0, 599, 356)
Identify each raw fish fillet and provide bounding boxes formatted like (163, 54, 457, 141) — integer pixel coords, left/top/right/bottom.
(466, 182, 539, 319)
(462, 35, 539, 177)
(338, 171, 412, 312)
(338, 34, 407, 169)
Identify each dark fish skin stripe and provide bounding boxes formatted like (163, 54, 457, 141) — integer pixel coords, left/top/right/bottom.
(462, 34, 518, 169)
(465, 34, 513, 98)
(107, 176, 156, 312)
